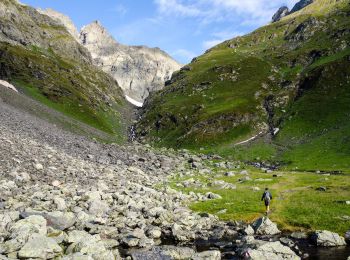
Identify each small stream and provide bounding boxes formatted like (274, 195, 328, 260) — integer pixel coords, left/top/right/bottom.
(120, 234, 350, 259)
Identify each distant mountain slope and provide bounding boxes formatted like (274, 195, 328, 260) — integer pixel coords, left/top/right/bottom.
(80, 21, 181, 103)
(0, 0, 128, 142)
(37, 8, 80, 41)
(137, 0, 350, 171)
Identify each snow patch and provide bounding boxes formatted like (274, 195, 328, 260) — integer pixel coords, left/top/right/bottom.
(125, 95, 143, 107)
(234, 131, 263, 145)
(0, 80, 18, 93)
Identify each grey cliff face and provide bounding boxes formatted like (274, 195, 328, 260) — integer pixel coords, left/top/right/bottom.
(290, 0, 314, 13)
(272, 0, 314, 23)
(80, 21, 182, 103)
(272, 6, 289, 22)
(0, 0, 91, 63)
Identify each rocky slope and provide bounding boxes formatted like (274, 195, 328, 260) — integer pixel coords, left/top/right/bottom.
(80, 21, 181, 103)
(37, 8, 80, 41)
(0, 85, 315, 259)
(0, 0, 128, 141)
(137, 0, 350, 171)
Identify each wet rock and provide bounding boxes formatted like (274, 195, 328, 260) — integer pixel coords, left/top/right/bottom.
(132, 249, 171, 260)
(243, 225, 255, 235)
(146, 226, 162, 239)
(192, 250, 221, 260)
(252, 217, 281, 235)
(18, 233, 62, 259)
(172, 223, 195, 242)
(310, 230, 347, 247)
(290, 232, 307, 239)
(280, 237, 295, 247)
(121, 235, 140, 247)
(345, 230, 350, 244)
(159, 245, 195, 259)
(243, 241, 300, 260)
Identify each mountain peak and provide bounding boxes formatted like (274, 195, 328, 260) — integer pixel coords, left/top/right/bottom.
(272, 0, 314, 22)
(79, 21, 181, 103)
(272, 6, 289, 22)
(290, 0, 314, 13)
(37, 8, 79, 41)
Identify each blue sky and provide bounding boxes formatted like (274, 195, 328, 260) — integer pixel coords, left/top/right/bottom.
(21, 0, 298, 64)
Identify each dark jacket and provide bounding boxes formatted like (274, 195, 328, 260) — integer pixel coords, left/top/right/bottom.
(261, 191, 272, 201)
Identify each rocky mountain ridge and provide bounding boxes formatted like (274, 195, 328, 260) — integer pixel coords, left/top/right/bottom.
(272, 0, 314, 22)
(79, 21, 181, 103)
(38, 8, 181, 104)
(0, 0, 127, 141)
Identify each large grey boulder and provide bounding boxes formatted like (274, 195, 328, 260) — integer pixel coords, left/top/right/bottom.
(3, 215, 47, 253)
(159, 245, 196, 260)
(252, 217, 281, 235)
(18, 233, 62, 259)
(244, 241, 300, 260)
(88, 199, 110, 216)
(310, 230, 347, 247)
(45, 211, 76, 231)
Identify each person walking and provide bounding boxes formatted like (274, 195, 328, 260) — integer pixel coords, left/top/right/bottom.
(261, 188, 272, 214)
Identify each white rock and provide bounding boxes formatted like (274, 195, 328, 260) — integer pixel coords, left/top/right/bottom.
(252, 217, 281, 235)
(18, 233, 62, 259)
(245, 241, 300, 260)
(34, 163, 44, 170)
(311, 230, 347, 247)
(192, 250, 221, 260)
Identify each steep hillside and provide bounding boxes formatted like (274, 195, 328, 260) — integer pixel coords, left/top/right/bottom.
(0, 0, 128, 142)
(137, 0, 350, 171)
(80, 21, 181, 103)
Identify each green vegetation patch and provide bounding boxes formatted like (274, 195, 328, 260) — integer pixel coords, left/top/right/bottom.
(170, 165, 350, 235)
(0, 42, 127, 142)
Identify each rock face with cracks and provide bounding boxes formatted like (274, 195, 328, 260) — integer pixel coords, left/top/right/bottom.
(80, 21, 181, 103)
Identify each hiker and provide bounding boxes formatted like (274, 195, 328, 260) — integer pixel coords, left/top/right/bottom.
(261, 188, 272, 214)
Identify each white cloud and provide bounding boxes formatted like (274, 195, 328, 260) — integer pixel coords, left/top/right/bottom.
(203, 31, 243, 50)
(112, 4, 127, 17)
(154, 0, 300, 26)
(154, 0, 202, 17)
(172, 49, 197, 63)
(202, 39, 223, 49)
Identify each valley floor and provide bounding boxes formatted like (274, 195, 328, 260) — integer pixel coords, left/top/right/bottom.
(0, 87, 349, 259)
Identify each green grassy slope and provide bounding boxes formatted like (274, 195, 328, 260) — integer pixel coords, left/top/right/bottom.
(0, 0, 128, 142)
(138, 0, 350, 171)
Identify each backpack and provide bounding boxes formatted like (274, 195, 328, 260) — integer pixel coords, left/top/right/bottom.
(263, 191, 271, 202)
